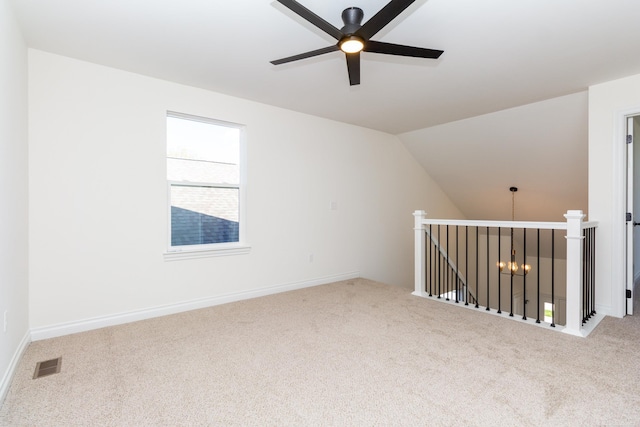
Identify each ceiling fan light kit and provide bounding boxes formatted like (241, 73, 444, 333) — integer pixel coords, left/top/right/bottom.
(271, 0, 444, 86)
(340, 36, 364, 54)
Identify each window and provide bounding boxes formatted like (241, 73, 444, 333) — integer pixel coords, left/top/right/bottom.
(165, 112, 248, 259)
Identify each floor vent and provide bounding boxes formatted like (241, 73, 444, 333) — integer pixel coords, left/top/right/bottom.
(33, 357, 62, 379)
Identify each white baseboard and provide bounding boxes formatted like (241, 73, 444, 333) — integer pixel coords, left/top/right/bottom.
(562, 312, 607, 338)
(0, 331, 31, 407)
(595, 303, 614, 318)
(31, 271, 360, 341)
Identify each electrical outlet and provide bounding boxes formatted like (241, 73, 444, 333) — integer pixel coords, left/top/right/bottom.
(3, 310, 6, 333)
(309, 253, 314, 262)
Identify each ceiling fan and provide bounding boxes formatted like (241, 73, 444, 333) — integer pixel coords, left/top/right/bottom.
(271, 0, 444, 86)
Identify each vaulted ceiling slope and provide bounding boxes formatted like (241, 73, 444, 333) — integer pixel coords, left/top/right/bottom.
(399, 92, 588, 222)
(9, 0, 640, 134)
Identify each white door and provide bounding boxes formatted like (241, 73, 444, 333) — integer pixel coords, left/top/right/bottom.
(627, 116, 635, 315)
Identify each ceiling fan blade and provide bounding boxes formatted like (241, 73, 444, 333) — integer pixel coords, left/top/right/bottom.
(277, 0, 343, 40)
(271, 45, 340, 65)
(364, 40, 444, 58)
(345, 53, 360, 86)
(356, 0, 415, 40)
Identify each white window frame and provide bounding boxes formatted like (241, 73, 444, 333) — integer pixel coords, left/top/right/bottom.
(163, 111, 250, 261)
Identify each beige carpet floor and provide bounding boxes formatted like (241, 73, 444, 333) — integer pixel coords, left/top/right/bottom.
(2, 278, 640, 426)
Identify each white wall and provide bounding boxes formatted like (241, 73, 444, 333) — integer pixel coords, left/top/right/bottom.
(28, 50, 464, 332)
(589, 72, 640, 317)
(0, 0, 29, 403)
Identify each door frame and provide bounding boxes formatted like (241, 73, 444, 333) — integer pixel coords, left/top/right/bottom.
(616, 108, 640, 317)
(626, 116, 634, 315)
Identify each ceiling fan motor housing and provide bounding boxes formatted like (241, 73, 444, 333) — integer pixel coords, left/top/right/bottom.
(341, 7, 364, 34)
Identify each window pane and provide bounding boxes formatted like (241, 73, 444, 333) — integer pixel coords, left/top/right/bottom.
(167, 116, 239, 185)
(170, 185, 239, 246)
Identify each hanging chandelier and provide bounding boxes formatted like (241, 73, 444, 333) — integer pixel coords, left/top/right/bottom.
(497, 187, 532, 276)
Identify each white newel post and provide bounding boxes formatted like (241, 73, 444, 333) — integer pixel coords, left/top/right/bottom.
(564, 210, 585, 336)
(413, 210, 426, 297)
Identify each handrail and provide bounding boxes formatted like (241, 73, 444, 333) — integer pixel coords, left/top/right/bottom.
(418, 218, 599, 230)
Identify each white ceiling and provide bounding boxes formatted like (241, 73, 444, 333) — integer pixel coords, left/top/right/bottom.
(10, 0, 640, 134)
(8, 0, 639, 220)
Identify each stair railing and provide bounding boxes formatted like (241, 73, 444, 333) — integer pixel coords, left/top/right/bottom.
(425, 225, 478, 305)
(413, 210, 598, 337)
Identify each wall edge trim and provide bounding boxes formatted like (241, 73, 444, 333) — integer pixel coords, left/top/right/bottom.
(0, 331, 31, 407)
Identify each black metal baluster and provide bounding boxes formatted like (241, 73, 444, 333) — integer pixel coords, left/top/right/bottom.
(437, 225, 441, 299)
(426, 225, 430, 296)
(580, 229, 589, 325)
(498, 227, 502, 314)
(465, 226, 469, 306)
(536, 228, 540, 323)
(486, 226, 490, 311)
(588, 227, 592, 322)
(583, 228, 587, 323)
(588, 228, 593, 316)
(429, 224, 433, 297)
(585, 228, 596, 320)
(592, 228, 596, 317)
(455, 226, 459, 303)
(425, 229, 429, 296)
(476, 227, 479, 308)
(589, 228, 593, 318)
(446, 225, 450, 301)
(551, 229, 556, 327)
(509, 226, 514, 317)
(522, 228, 527, 320)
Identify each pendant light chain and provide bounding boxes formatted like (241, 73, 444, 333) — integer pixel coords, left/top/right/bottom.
(510, 187, 517, 273)
(509, 186, 518, 221)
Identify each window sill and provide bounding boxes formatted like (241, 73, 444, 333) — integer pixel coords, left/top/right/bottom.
(163, 245, 251, 261)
